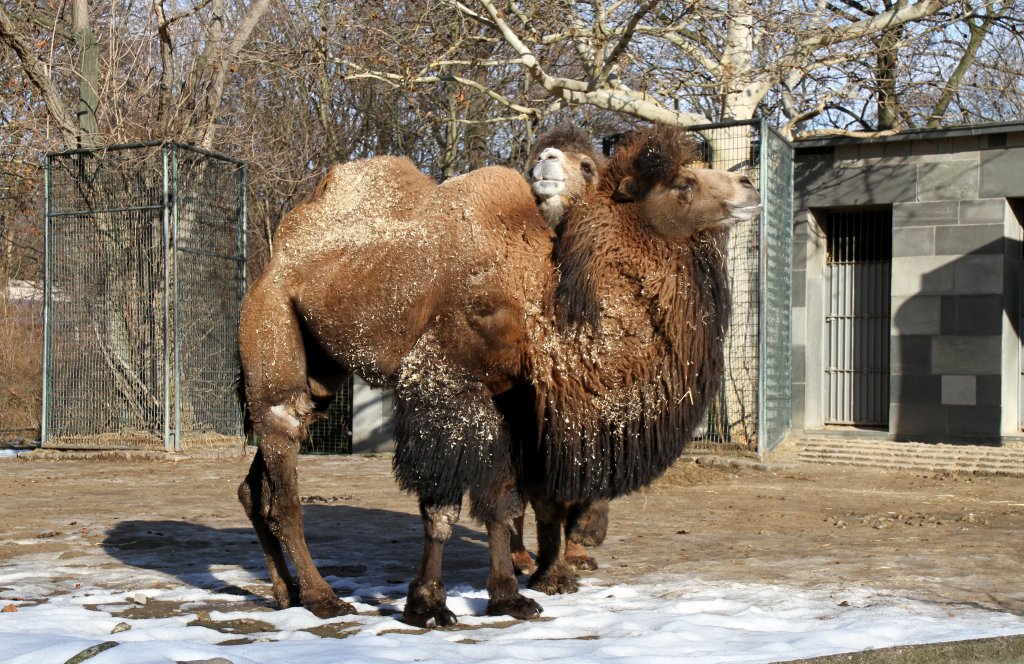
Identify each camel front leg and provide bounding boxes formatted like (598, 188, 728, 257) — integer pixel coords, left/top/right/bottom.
(242, 424, 355, 619)
(472, 479, 542, 619)
(403, 500, 461, 627)
(527, 495, 579, 595)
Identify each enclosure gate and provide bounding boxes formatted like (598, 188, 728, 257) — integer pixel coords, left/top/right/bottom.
(823, 209, 892, 426)
(43, 143, 247, 452)
(687, 120, 794, 456)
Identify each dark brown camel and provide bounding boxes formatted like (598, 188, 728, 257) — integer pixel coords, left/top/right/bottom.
(236, 125, 761, 627)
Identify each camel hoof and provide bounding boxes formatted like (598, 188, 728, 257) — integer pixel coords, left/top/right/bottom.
(305, 595, 357, 619)
(403, 579, 457, 628)
(511, 550, 537, 575)
(566, 552, 599, 572)
(403, 603, 458, 628)
(528, 569, 579, 595)
(271, 582, 301, 609)
(487, 594, 543, 620)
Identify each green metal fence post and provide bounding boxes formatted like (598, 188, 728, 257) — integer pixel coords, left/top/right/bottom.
(41, 155, 52, 447)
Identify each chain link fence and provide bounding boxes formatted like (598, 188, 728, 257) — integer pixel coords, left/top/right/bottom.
(43, 143, 246, 452)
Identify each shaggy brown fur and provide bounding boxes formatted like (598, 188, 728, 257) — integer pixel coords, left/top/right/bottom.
(236, 125, 759, 627)
(515, 125, 610, 574)
(534, 126, 759, 503)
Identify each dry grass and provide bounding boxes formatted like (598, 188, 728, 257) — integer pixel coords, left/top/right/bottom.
(0, 300, 43, 442)
(647, 456, 743, 490)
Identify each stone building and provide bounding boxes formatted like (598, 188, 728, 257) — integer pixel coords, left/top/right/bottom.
(791, 121, 1024, 443)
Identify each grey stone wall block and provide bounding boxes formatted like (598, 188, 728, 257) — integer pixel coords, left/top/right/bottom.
(891, 255, 956, 296)
(918, 161, 979, 201)
(935, 224, 1004, 255)
(889, 402, 947, 436)
(941, 375, 977, 406)
(892, 227, 935, 257)
(976, 374, 1002, 406)
(792, 344, 806, 383)
(890, 373, 941, 405)
(890, 335, 931, 374)
(953, 255, 1005, 294)
(946, 405, 1002, 437)
(796, 164, 917, 208)
(792, 306, 807, 346)
(980, 148, 1024, 197)
(792, 270, 807, 308)
(893, 201, 958, 228)
(931, 335, 1002, 375)
(946, 294, 1004, 335)
(892, 295, 941, 335)
(792, 383, 806, 431)
(959, 198, 1007, 225)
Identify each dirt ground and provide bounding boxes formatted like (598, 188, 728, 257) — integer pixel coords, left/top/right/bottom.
(1, 450, 1022, 620)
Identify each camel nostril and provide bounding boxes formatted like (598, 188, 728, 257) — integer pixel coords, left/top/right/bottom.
(738, 176, 754, 188)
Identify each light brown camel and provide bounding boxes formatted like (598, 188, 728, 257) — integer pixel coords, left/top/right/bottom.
(236, 125, 761, 627)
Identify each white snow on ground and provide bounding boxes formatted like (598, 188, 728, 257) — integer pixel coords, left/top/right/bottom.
(1, 541, 1023, 664)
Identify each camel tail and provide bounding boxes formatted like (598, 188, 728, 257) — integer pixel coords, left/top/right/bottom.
(232, 365, 255, 447)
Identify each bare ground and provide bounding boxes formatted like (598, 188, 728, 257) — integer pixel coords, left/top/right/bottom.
(1, 450, 1022, 621)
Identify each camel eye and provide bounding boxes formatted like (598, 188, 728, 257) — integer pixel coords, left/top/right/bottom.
(580, 161, 595, 178)
(672, 181, 693, 193)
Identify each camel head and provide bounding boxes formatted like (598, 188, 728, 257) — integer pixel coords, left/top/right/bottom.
(528, 125, 604, 229)
(605, 126, 762, 242)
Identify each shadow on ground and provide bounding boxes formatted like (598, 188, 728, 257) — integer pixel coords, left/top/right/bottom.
(101, 504, 495, 604)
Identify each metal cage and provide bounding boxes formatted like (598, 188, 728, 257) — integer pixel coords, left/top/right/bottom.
(42, 143, 247, 452)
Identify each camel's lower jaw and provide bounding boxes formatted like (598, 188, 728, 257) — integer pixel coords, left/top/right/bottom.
(728, 204, 763, 222)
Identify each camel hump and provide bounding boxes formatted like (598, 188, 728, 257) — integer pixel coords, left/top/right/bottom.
(274, 156, 435, 252)
(437, 166, 550, 236)
(316, 156, 432, 204)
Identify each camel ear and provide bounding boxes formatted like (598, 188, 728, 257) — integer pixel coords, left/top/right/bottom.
(613, 176, 641, 202)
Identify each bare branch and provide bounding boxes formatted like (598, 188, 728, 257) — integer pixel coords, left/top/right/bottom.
(0, 4, 80, 146)
(597, 0, 662, 82)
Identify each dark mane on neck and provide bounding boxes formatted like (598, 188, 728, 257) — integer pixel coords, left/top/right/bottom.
(541, 228, 731, 502)
(538, 124, 732, 502)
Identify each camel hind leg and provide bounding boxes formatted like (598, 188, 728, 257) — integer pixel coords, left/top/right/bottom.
(237, 279, 353, 618)
(527, 494, 579, 595)
(240, 416, 353, 619)
(238, 448, 299, 608)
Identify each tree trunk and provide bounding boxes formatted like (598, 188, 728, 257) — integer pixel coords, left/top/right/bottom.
(72, 0, 100, 148)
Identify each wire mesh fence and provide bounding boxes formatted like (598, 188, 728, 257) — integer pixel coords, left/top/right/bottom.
(303, 377, 355, 455)
(43, 143, 246, 452)
(686, 120, 793, 454)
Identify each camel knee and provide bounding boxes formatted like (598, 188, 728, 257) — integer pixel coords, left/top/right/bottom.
(257, 392, 316, 441)
(421, 503, 461, 542)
